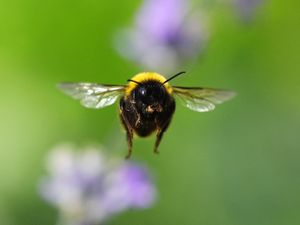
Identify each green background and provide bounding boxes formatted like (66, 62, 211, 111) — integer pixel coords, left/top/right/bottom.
(0, 0, 299, 225)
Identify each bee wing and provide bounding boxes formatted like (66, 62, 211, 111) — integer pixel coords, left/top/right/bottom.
(173, 86, 236, 112)
(58, 82, 125, 109)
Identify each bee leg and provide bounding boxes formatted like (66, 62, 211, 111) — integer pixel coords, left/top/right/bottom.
(120, 109, 134, 159)
(154, 130, 164, 154)
(122, 119, 133, 159)
(125, 129, 133, 159)
(154, 119, 172, 154)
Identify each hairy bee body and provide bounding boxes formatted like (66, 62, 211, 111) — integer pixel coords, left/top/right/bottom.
(120, 95, 175, 137)
(119, 79, 175, 157)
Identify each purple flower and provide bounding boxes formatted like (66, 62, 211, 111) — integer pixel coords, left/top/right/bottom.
(115, 0, 207, 73)
(38, 144, 156, 225)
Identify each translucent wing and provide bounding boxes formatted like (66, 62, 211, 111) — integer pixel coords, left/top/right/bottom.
(173, 86, 236, 112)
(58, 82, 125, 109)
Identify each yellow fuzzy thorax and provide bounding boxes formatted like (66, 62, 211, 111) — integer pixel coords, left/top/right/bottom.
(124, 72, 173, 97)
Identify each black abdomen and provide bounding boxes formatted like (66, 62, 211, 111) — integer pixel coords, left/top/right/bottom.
(119, 96, 175, 137)
(134, 120, 156, 137)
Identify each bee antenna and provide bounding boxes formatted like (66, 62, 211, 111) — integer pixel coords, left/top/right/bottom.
(163, 71, 186, 84)
(127, 79, 142, 85)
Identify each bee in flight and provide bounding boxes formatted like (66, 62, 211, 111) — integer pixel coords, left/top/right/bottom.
(58, 71, 235, 159)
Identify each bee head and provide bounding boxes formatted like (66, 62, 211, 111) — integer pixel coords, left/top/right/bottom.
(132, 81, 168, 113)
(127, 71, 185, 114)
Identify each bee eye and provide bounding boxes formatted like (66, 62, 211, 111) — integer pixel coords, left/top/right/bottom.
(139, 87, 147, 96)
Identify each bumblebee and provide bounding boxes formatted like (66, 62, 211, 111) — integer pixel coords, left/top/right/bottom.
(58, 71, 235, 158)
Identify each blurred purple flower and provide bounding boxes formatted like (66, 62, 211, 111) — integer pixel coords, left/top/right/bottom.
(234, 0, 263, 21)
(38, 144, 156, 225)
(115, 0, 208, 73)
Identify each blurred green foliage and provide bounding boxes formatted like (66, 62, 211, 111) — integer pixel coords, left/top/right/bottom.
(0, 0, 300, 225)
